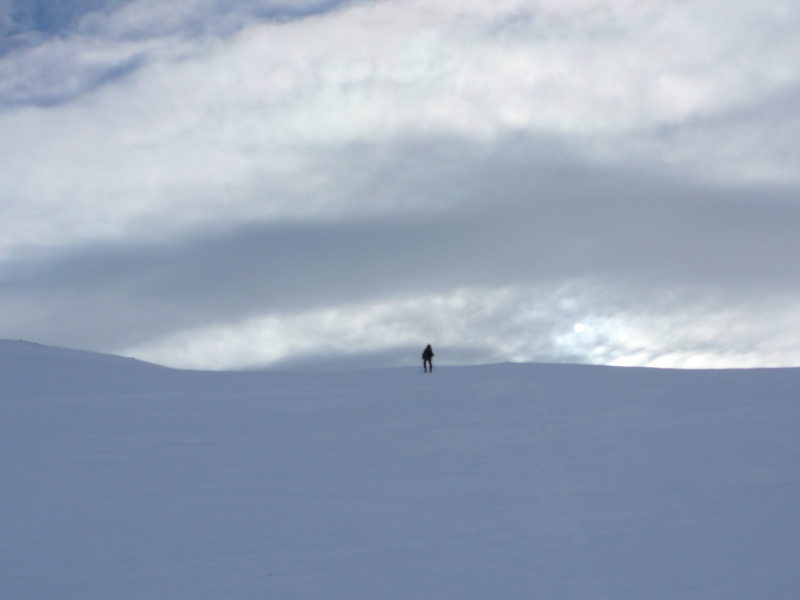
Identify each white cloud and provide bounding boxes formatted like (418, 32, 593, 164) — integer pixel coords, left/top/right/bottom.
(123, 282, 800, 370)
(3, 0, 799, 252)
(121, 286, 557, 369)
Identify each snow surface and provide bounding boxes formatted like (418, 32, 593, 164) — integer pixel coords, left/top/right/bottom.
(2, 339, 800, 599)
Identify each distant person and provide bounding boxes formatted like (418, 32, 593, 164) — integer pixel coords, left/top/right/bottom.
(422, 344, 434, 373)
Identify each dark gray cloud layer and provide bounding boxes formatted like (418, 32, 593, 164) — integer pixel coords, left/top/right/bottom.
(3, 160, 797, 352)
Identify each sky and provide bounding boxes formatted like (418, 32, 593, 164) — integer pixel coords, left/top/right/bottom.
(1, 0, 799, 370)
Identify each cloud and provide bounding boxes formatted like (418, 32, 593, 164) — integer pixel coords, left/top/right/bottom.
(1, 156, 797, 366)
(1, 0, 799, 368)
(0, 0, 356, 102)
(113, 285, 800, 370)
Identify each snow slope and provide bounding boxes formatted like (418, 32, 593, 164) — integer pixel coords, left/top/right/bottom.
(2, 340, 800, 599)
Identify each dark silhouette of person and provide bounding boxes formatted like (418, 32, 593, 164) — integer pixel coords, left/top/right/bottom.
(422, 344, 434, 373)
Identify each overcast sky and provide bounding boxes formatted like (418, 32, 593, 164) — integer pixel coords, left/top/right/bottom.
(1, 0, 799, 370)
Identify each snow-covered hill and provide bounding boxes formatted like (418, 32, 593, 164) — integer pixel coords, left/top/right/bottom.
(2, 340, 799, 599)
